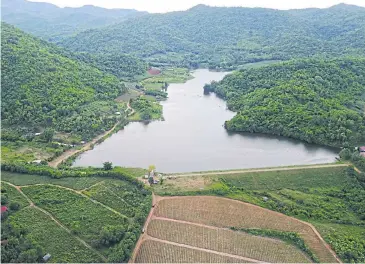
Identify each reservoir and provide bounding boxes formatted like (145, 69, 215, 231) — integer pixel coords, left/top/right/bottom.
(74, 69, 338, 172)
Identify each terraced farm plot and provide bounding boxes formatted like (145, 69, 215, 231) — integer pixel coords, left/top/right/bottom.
(21, 185, 128, 244)
(147, 218, 311, 263)
(1, 171, 105, 190)
(9, 207, 103, 263)
(135, 239, 249, 263)
(82, 179, 151, 218)
(154, 196, 339, 263)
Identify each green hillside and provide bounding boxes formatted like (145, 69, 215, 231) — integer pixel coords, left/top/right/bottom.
(1, 0, 147, 41)
(59, 4, 365, 68)
(204, 58, 365, 147)
(1, 22, 126, 141)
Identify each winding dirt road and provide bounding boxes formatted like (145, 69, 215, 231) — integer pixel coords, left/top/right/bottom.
(48, 122, 120, 168)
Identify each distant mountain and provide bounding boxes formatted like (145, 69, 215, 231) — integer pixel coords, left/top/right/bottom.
(1, 0, 147, 41)
(58, 4, 365, 68)
(1, 22, 127, 140)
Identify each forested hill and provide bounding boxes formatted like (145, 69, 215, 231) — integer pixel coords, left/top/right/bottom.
(59, 4, 365, 68)
(1, 23, 126, 140)
(1, 0, 147, 41)
(204, 58, 365, 148)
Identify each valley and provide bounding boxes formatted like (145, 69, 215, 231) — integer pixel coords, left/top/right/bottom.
(1, 1, 365, 263)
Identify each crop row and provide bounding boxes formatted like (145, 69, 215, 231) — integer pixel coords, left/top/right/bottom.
(135, 239, 247, 263)
(147, 218, 311, 263)
(155, 196, 338, 263)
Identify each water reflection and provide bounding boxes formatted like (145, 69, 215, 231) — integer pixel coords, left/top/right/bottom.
(74, 69, 337, 172)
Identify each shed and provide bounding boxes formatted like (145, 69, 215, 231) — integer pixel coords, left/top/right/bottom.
(43, 253, 51, 262)
(115, 112, 121, 115)
(35, 133, 42, 136)
(32, 160, 42, 164)
(262, 196, 269, 202)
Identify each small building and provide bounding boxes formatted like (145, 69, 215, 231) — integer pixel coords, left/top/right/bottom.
(263, 196, 269, 202)
(144, 175, 149, 179)
(80, 141, 86, 144)
(35, 132, 42, 136)
(43, 253, 51, 262)
(1, 206, 8, 213)
(115, 111, 121, 115)
(32, 160, 42, 164)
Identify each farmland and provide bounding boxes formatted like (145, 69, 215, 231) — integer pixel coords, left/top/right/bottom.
(1, 171, 151, 263)
(147, 218, 311, 262)
(133, 193, 339, 263)
(9, 207, 103, 263)
(135, 239, 249, 263)
(151, 166, 365, 263)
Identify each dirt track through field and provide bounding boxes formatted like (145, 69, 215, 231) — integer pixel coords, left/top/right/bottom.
(19, 183, 128, 219)
(1, 181, 107, 262)
(172, 163, 349, 177)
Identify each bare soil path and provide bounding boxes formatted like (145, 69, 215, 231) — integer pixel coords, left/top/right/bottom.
(18, 183, 128, 219)
(172, 163, 349, 177)
(48, 122, 120, 168)
(1, 181, 107, 262)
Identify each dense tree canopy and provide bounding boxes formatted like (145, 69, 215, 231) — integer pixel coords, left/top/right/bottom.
(59, 4, 365, 68)
(1, 23, 127, 140)
(1, 0, 146, 41)
(205, 58, 365, 147)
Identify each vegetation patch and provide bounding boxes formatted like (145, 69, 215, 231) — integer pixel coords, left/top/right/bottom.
(82, 179, 151, 219)
(205, 58, 365, 148)
(8, 207, 103, 263)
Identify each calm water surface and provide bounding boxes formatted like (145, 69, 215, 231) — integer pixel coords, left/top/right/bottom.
(74, 69, 337, 172)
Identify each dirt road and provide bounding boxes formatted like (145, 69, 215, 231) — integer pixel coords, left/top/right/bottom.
(172, 163, 349, 177)
(48, 122, 120, 168)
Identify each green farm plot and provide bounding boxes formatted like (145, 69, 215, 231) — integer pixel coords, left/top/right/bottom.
(1, 171, 105, 190)
(21, 185, 128, 244)
(9, 207, 103, 263)
(82, 179, 151, 218)
(1, 181, 29, 208)
(220, 167, 349, 190)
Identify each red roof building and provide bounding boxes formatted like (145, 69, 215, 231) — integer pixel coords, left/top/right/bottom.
(1, 206, 8, 213)
(359, 146, 365, 152)
(148, 68, 161, 75)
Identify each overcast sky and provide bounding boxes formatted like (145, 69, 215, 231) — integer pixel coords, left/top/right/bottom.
(28, 0, 365, 13)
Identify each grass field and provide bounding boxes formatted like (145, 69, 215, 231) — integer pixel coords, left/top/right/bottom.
(154, 196, 338, 262)
(135, 239, 248, 263)
(9, 207, 103, 263)
(1, 140, 65, 163)
(147, 218, 311, 262)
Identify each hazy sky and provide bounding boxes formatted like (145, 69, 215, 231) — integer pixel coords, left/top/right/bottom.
(28, 0, 365, 13)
